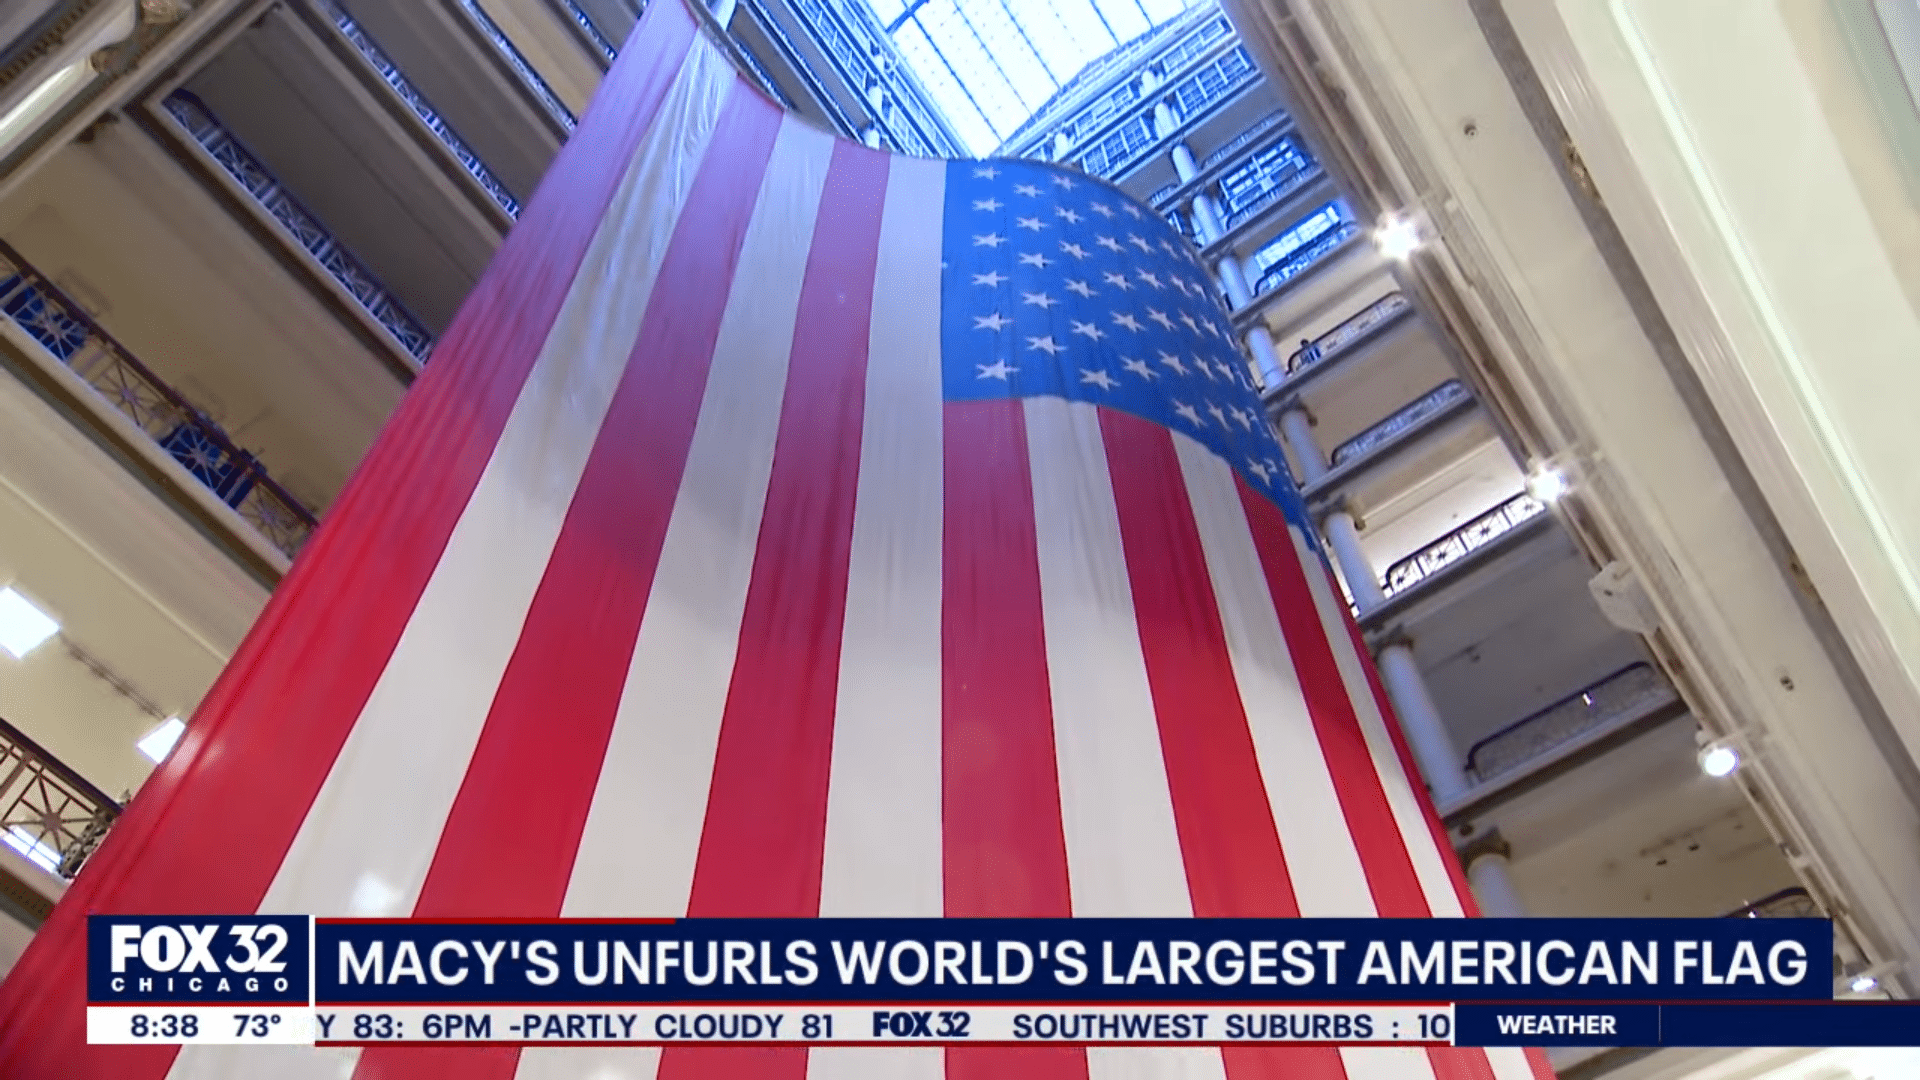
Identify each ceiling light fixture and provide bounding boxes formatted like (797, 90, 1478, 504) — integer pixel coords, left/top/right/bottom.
(1851, 973, 1880, 995)
(0, 587, 59, 659)
(1525, 465, 1569, 503)
(1699, 744, 1740, 778)
(1374, 214, 1422, 260)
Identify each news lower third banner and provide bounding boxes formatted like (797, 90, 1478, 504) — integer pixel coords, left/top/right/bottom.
(83, 916, 1915, 1049)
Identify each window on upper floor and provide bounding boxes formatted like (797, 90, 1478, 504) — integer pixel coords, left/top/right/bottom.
(860, 0, 1206, 156)
(1249, 199, 1351, 275)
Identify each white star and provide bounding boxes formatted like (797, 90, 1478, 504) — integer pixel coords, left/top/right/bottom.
(1064, 279, 1096, 298)
(1214, 360, 1238, 381)
(1095, 235, 1124, 253)
(1160, 239, 1179, 258)
(1021, 291, 1058, 309)
(1055, 206, 1082, 224)
(1059, 241, 1089, 259)
(1014, 183, 1042, 197)
(1102, 272, 1133, 291)
(1195, 356, 1217, 380)
(1028, 335, 1065, 356)
(1090, 202, 1114, 218)
(1018, 252, 1053, 269)
(1179, 312, 1200, 332)
(1080, 368, 1118, 390)
(1069, 320, 1105, 341)
(1015, 216, 1046, 232)
(973, 197, 1003, 211)
(977, 359, 1017, 380)
(973, 312, 1011, 331)
(1230, 407, 1256, 430)
(1208, 403, 1229, 427)
(1146, 307, 1176, 330)
(1122, 356, 1157, 380)
(974, 233, 1007, 248)
(1127, 234, 1153, 253)
(1168, 277, 1191, 296)
(972, 271, 1007, 287)
(1157, 351, 1189, 376)
(1052, 174, 1076, 189)
(1122, 203, 1142, 219)
(1111, 311, 1144, 332)
(1173, 400, 1203, 426)
(973, 165, 1000, 179)
(1136, 270, 1162, 288)
(1248, 460, 1274, 482)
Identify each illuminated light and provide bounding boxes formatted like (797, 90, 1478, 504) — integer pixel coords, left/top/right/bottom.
(1525, 466, 1568, 504)
(0, 587, 59, 659)
(1374, 215, 1421, 260)
(1851, 974, 1879, 994)
(137, 717, 186, 763)
(1700, 745, 1740, 778)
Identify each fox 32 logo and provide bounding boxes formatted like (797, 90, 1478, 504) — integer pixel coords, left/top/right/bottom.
(87, 916, 309, 1004)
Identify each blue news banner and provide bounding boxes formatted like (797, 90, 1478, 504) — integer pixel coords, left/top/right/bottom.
(83, 916, 1911, 1049)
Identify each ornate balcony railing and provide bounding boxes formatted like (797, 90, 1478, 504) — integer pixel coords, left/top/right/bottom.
(1253, 219, 1361, 296)
(1464, 663, 1671, 783)
(314, 0, 527, 218)
(1379, 490, 1547, 599)
(1079, 47, 1260, 180)
(556, 0, 619, 62)
(1287, 292, 1410, 375)
(1329, 379, 1470, 468)
(1220, 160, 1321, 233)
(1726, 887, 1821, 919)
(450, 0, 578, 133)
(1201, 110, 1289, 173)
(0, 712, 122, 881)
(163, 91, 435, 363)
(0, 240, 320, 560)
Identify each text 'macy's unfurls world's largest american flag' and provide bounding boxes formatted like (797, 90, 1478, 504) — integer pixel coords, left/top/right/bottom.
(0, 2, 1554, 1078)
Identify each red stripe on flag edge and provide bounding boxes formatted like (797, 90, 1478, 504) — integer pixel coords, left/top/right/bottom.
(0, 7, 703, 1077)
(347, 82, 786, 1080)
(1099, 412, 1347, 1080)
(651, 138, 893, 1080)
(940, 398, 1086, 1080)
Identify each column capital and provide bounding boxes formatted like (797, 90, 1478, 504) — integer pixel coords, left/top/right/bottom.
(1371, 623, 1414, 653)
(1456, 828, 1512, 867)
(1271, 393, 1310, 420)
(1317, 493, 1365, 529)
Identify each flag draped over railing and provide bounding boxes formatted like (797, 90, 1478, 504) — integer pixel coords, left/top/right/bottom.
(0, 3, 1554, 1078)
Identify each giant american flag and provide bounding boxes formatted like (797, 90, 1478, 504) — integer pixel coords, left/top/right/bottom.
(0, 2, 1554, 1079)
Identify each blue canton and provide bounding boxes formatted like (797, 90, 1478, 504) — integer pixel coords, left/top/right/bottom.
(941, 160, 1312, 533)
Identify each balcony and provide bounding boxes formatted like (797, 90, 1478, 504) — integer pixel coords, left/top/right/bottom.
(0, 712, 120, 884)
(1281, 292, 1414, 381)
(1330, 380, 1471, 469)
(1251, 217, 1362, 297)
(1464, 663, 1674, 785)
(0, 240, 318, 562)
(1378, 491, 1547, 603)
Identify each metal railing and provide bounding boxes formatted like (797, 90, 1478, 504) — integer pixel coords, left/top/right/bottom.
(1726, 887, 1821, 919)
(1464, 663, 1670, 783)
(1220, 160, 1321, 232)
(1329, 380, 1470, 467)
(0, 713, 121, 880)
(556, 0, 619, 62)
(163, 91, 435, 363)
(1201, 110, 1288, 173)
(0, 240, 319, 559)
(1286, 292, 1410, 375)
(1379, 490, 1547, 599)
(1252, 219, 1361, 296)
(1082, 48, 1260, 179)
(449, 0, 578, 132)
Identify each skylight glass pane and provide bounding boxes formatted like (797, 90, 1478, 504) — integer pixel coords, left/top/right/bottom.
(865, 0, 1207, 156)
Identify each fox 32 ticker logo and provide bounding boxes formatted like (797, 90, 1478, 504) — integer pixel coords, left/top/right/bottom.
(87, 916, 309, 1004)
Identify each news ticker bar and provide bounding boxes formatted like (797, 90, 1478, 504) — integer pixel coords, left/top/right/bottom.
(86, 1002, 1920, 1048)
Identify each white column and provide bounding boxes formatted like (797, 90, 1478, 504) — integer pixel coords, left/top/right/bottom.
(1153, 101, 1177, 139)
(1323, 508, 1385, 612)
(1277, 402, 1325, 485)
(711, 0, 738, 25)
(1191, 192, 1225, 244)
(1171, 142, 1199, 182)
(1246, 325, 1284, 388)
(1375, 635, 1470, 806)
(1217, 256, 1252, 309)
(1466, 848, 1526, 919)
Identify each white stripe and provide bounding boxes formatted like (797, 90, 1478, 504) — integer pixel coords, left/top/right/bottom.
(809, 153, 945, 1080)
(1026, 399, 1226, 1080)
(514, 114, 839, 1080)
(167, 33, 738, 1080)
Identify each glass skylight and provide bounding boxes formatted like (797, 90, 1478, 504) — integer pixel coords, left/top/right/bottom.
(862, 0, 1205, 156)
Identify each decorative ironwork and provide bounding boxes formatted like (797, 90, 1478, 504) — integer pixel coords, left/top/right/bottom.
(1221, 160, 1321, 232)
(558, 0, 618, 62)
(1379, 490, 1547, 599)
(0, 712, 122, 881)
(311, 0, 524, 217)
(1200, 110, 1288, 172)
(1253, 219, 1361, 295)
(1726, 887, 1821, 919)
(1076, 47, 1260, 180)
(1288, 292, 1410, 374)
(163, 91, 434, 362)
(0, 240, 321, 559)
(1465, 663, 1671, 782)
(449, 0, 578, 133)
(1329, 379, 1470, 467)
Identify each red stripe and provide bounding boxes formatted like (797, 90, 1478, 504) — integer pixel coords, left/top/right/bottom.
(0, 6, 703, 1077)
(1099, 412, 1346, 1080)
(940, 398, 1084, 1080)
(651, 139, 892, 1080)
(1237, 481, 1533, 1079)
(347, 83, 783, 1080)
